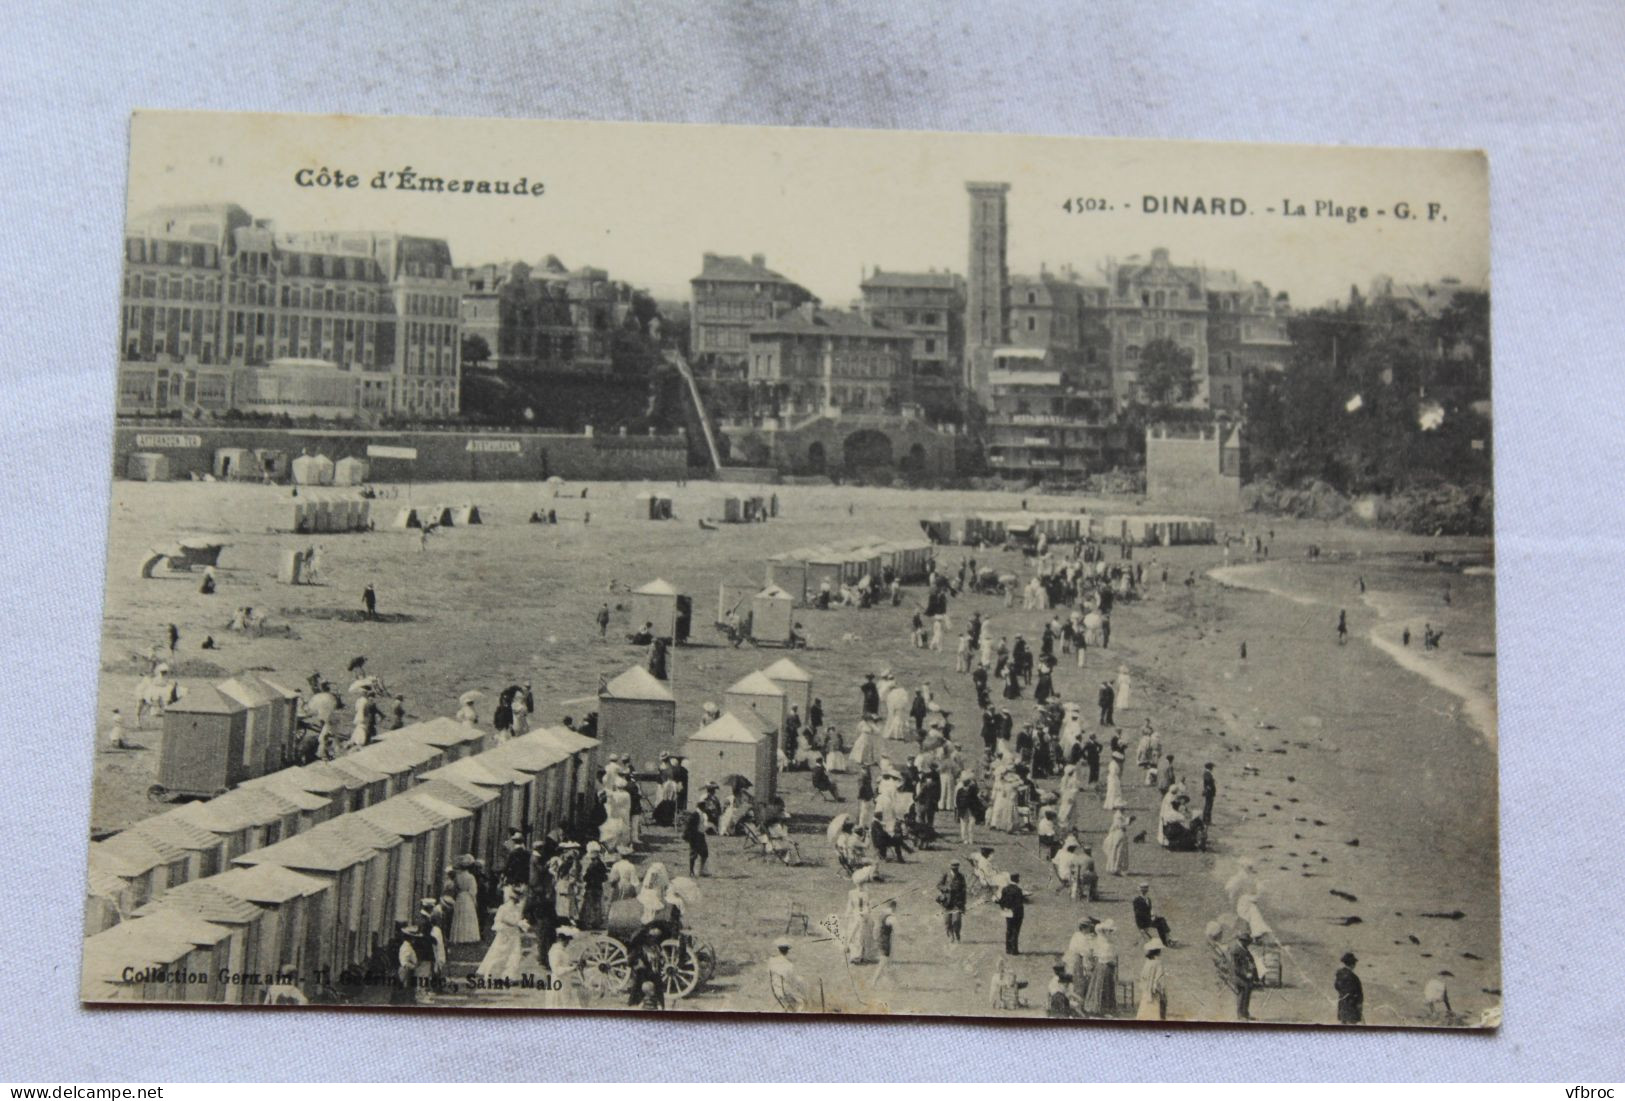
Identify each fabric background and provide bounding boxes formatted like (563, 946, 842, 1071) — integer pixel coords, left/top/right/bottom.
(1, 0, 1621, 1081)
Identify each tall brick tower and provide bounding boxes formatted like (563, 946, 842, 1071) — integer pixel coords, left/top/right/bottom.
(965, 181, 1011, 397)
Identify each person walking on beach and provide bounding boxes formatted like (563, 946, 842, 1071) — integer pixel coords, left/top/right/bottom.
(1202, 763, 1217, 825)
(1335, 952, 1364, 1024)
(1098, 681, 1116, 726)
(596, 603, 610, 638)
(998, 874, 1026, 955)
(937, 861, 967, 943)
(362, 583, 377, 621)
(1337, 609, 1348, 645)
(1230, 931, 1259, 1020)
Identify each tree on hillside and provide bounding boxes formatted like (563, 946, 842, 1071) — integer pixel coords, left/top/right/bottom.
(460, 334, 491, 369)
(1136, 338, 1198, 407)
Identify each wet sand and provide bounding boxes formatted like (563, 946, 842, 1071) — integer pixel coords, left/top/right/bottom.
(91, 480, 1500, 1025)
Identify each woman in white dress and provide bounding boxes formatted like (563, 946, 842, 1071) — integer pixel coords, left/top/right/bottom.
(1103, 753, 1127, 811)
(545, 927, 581, 1009)
(1057, 765, 1080, 833)
(1103, 808, 1131, 876)
(850, 718, 879, 769)
(986, 772, 1017, 833)
(842, 872, 876, 962)
(1136, 940, 1167, 1020)
(476, 887, 528, 982)
(824, 726, 849, 773)
(450, 860, 482, 944)
(1085, 919, 1119, 1016)
(1114, 665, 1133, 712)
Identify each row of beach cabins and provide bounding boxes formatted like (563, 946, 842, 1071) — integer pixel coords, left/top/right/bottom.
(919, 511, 1216, 548)
(83, 711, 601, 1004)
(763, 535, 937, 606)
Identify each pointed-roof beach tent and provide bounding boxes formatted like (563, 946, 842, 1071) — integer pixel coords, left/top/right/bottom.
(750, 584, 796, 645)
(450, 504, 482, 525)
(597, 666, 678, 773)
(684, 713, 774, 803)
(291, 453, 335, 486)
(333, 456, 369, 485)
(725, 671, 787, 747)
(631, 578, 690, 643)
(126, 452, 170, 481)
(391, 507, 422, 529)
(760, 656, 814, 718)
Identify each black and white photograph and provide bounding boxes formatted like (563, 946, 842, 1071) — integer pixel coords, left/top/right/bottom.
(83, 110, 1496, 1028)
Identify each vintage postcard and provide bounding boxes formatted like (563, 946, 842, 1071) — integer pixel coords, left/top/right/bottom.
(86, 111, 1496, 1026)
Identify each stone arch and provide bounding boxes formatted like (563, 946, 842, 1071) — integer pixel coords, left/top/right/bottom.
(899, 441, 927, 475)
(805, 440, 827, 474)
(842, 429, 893, 472)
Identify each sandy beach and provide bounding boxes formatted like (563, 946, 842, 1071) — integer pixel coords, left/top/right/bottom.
(91, 478, 1500, 1025)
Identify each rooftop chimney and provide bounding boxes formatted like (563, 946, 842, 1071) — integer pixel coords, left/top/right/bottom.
(752, 253, 766, 269)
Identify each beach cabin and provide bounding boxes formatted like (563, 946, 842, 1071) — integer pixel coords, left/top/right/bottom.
(348, 738, 445, 798)
(390, 507, 422, 529)
(210, 787, 304, 850)
(126, 451, 170, 481)
(631, 578, 692, 643)
(233, 823, 386, 979)
(135, 880, 271, 1005)
(246, 763, 348, 821)
(384, 715, 490, 763)
(525, 725, 602, 827)
(254, 449, 289, 482)
(403, 791, 478, 873)
(684, 713, 775, 802)
(210, 863, 332, 998)
(333, 456, 369, 485)
(597, 666, 678, 772)
(484, 733, 572, 832)
(760, 656, 814, 719)
(236, 770, 334, 833)
(749, 584, 796, 645)
(414, 777, 503, 871)
(85, 864, 133, 936)
(423, 756, 532, 838)
(765, 552, 809, 605)
(325, 755, 392, 810)
(158, 686, 251, 801)
(631, 493, 674, 521)
(450, 504, 483, 525)
(219, 673, 301, 779)
(318, 814, 408, 960)
(357, 796, 465, 927)
(88, 831, 189, 911)
(80, 912, 234, 1004)
(127, 809, 229, 882)
(804, 549, 844, 598)
(213, 447, 254, 481)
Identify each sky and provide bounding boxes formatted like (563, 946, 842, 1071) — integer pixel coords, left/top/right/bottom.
(128, 112, 1490, 308)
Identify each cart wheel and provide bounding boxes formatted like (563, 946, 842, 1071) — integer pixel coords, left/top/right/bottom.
(575, 936, 631, 998)
(146, 784, 168, 803)
(694, 939, 718, 983)
(659, 938, 701, 999)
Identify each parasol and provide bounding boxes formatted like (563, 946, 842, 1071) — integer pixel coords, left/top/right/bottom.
(346, 656, 368, 673)
(307, 691, 340, 720)
(459, 689, 485, 706)
(825, 813, 851, 842)
(720, 774, 752, 793)
(347, 676, 378, 695)
(666, 876, 703, 909)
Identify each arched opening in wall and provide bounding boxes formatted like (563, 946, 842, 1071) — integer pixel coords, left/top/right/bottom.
(899, 441, 927, 477)
(842, 429, 893, 475)
(805, 441, 826, 474)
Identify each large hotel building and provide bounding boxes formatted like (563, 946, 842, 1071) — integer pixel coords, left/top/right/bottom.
(117, 204, 462, 419)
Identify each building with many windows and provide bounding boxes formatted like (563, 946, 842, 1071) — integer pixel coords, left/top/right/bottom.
(118, 203, 461, 419)
(690, 253, 817, 377)
(981, 347, 1120, 480)
(858, 268, 964, 413)
(744, 305, 914, 418)
(459, 256, 630, 375)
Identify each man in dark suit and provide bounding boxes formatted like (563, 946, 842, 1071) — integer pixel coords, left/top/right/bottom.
(860, 673, 880, 720)
(1098, 681, 1116, 725)
(998, 874, 1026, 955)
(501, 831, 530, 886)
(1334, 952, 1364, 1024)
(1132, 882, 1172, 945)
(1230, 931, 1259, 1020)
(937, 861, 968, 943)
(1201, 763, 1217, 825)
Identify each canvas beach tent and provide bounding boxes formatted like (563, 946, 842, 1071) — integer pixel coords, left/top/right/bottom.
(684, 713, 774, 803)
(760, 656, 814, 717)
(597, 666, 678, 773)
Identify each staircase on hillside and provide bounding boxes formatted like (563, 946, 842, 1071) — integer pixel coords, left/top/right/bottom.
(663, 350, 724, 474)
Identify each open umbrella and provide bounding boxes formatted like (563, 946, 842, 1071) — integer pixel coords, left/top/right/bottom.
(545, 475, 564, 485)
(459, 689, 485, 706)
(347, 676, 377, 695)
(719, 774, 752, 793)
(825, 812, 851, 842)
(307, 691, 340, 720)
(346, 656, 368, 673)
(667, 876, 702, 909)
